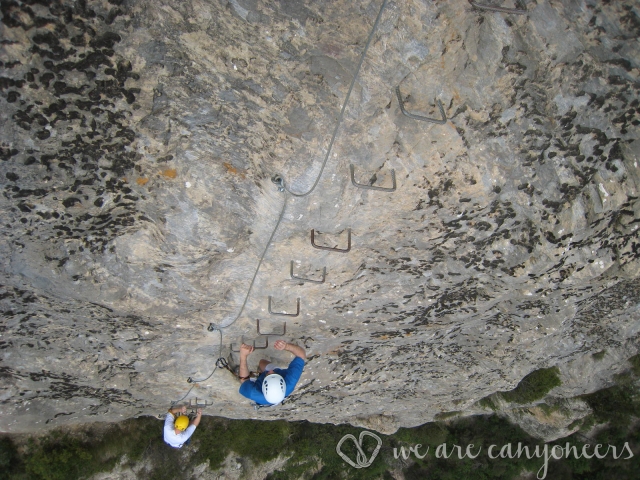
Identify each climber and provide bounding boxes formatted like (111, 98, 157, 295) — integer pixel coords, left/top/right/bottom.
(163, 405, 202, 448)
(238, 339, 306, 405)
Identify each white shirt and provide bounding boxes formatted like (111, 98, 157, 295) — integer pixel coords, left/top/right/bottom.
(163, 413, 196, 448)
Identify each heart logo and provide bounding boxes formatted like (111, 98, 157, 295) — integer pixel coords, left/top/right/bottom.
(336, 431, 382, 468)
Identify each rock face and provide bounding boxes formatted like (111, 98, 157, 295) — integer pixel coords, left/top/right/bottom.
(1, 0, 639, 434)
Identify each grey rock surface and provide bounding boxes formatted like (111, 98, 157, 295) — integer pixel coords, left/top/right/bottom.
(1, 0, 639, 434)
(500, 397, 593, 443)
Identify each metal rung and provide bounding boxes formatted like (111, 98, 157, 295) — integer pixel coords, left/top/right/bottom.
(253, 337, 268, 349)
(188, 397, 213, 408)
(257, 319, 286, 336)
(350, 164, 396, 192)
(231, 337, 269, 351)
(268, 296, 300, 317)
(468, 1, 527, 15)
(396, 86, 447, 124)
(311, 228, 351, 253)
(290, 260, 326, 283)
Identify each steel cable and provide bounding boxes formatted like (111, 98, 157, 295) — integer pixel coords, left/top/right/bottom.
(283, 0, 389, 197)
(172, 0, 388, 404)
(172, 191, 287, 402)
(215, 190, 288, 330)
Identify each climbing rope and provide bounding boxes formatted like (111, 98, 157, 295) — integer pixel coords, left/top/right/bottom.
(186, 325, 224, 384)
(172, 0, 389, 405)
(171, 190, 287, 403)
(214, 187, 288, 330)
(171, 384, 196, 406)
(215, 357, 258, 380)
(170, 326, 222, 405)
(282, 0, 389, 197)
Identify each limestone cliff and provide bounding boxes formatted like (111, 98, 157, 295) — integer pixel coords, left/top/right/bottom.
(1, 0, 639, 434)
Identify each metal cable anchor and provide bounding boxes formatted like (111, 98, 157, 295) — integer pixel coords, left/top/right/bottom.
(290, 260, 326, 284)
(395, 86, 447, 124)
(468, 1, 527, 15)
(268, 296, 300, 317)
(311, 228, 352, 253)
(256, 319, 287, 336)
(350, 164, 396, 192)
(271, 174, 285, 192)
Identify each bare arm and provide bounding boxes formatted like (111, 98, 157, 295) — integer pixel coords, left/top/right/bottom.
(286, 342, 306, 359)
(190, 408, 202, 427)
(168, 405, 186, 416)
(274, 340, 306, 360)
(239, 343, 254, 383)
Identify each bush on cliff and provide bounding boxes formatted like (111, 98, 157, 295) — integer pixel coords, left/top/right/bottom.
(500, 367, 562, 404)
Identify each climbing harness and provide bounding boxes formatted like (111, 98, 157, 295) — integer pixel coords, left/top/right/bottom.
(214, 356, 258, 381)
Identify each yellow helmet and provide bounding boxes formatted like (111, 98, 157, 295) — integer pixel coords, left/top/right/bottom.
(175, 415, 189, 431)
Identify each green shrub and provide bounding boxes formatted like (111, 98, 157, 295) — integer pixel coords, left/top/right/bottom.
(23, 434, 94, 480)
(592, 350, 606, 361)
(537, 403, 560, 416)
(263, 421, 392, 480)
(396, 415, 542, 480)
(582, 384, 640, 428)
(579, 414, 597, 433)
(477, 395, 498, 411)
(629, 353, 640, 376)
(500, 367, 562, 404)
(4, 361, 640, 480)
(434, 411, 461, 421)
(393, 422, 448, 448)
(567, 418, 583, 431)
(0, 437, 18, 480)
(226, 419, 290, 460)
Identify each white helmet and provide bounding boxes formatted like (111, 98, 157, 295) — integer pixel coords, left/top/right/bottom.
(262, 374, 286, 404)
